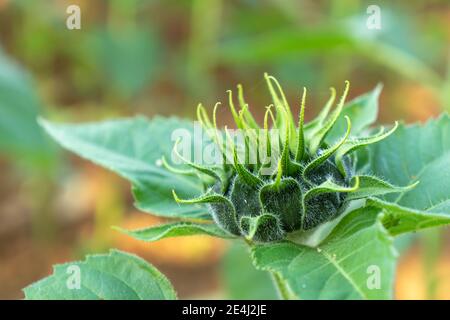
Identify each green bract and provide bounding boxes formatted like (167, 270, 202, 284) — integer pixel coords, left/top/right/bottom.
(170, 74, 411, 242)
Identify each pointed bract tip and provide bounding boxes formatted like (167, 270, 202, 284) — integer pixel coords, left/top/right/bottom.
(352, 175, 360, 190)
(343, 115, 352, 136)
(172, 190, 180, 202)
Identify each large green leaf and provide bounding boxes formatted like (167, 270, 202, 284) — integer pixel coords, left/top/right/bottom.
(40, 116, 208, 219)
(115, 221, 234, 242)
(251, 207, 396, 299)
(0, 49, 56, 169)
(24, 250, 176, 300)
(365, 114, 450, 212)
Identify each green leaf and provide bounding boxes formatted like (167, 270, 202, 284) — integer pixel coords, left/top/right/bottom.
(353, 114, 450, 240)
(40, 116, 207, 219)
(115, 221, 234, 242)
(326, 84, 382, 143)
(369, 198, 450, 236)
(365, 114, 450, 212)
(24, 250, 176, 300)
(251, 206, 396, 299)
(0, 49, 57, 169)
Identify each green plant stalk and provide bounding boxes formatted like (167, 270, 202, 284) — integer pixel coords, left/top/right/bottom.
(246, 238, 295, 300)
(271, 271, 295, 300)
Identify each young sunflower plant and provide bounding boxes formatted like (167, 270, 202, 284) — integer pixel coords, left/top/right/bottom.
(169, 74, 410, 244)
(25, 74, 450, 300)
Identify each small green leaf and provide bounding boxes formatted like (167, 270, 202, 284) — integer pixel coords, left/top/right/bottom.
(24, 250, 176, 300)
(115, 221, 234, 242)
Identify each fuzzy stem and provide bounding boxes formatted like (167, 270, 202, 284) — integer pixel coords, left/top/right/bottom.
(270, 271, 295, 300)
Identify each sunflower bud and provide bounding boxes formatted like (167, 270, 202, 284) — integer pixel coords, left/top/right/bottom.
(170, 74, 401, 243)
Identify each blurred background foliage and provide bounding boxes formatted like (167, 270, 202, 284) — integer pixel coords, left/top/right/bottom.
(0, 0, 449, 299)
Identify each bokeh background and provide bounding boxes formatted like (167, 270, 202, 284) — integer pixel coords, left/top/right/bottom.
(0, 0, 449, 299)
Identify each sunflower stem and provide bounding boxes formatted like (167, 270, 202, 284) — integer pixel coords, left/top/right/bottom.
(271, 271, 296, 300)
